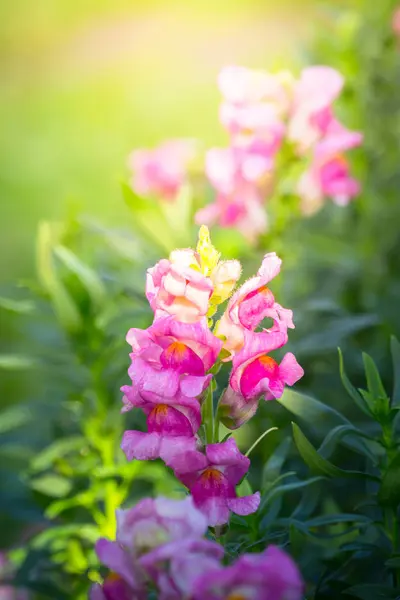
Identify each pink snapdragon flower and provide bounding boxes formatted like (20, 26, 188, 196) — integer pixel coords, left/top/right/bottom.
(196, 185, 268, 244)
(146, 249, 214, 323)
(91, 497, 213, 600)
(219, 330, 303, 429)
(121, 317, 221, 462)
(170, 438, 260, 526)
(196, 145, 271, 243)
(217, 252, 294, 355)
(218, 65, 290, 140)
(128, 140, 195, 201)
(192, 545, 303, 600)
(298, 125, 363, 214)
(288, 66, 344, 153)
(140, 539, 223, 600)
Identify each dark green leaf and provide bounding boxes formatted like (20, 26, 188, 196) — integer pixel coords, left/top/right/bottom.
(339, 348, 372, 416)
(391, 336, 400, 406)
(318, 424, 380, 463)
(344, 584, 399, 599)
(292, 423, 379, 481)
(277, 389, 349, 433)
(378, 451, 400, 507)
(54, 245, 106, 308)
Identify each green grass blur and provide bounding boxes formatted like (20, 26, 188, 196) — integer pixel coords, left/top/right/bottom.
(0, 0, 324, 282)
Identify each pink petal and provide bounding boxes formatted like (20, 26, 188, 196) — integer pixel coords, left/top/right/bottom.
(121, 430, 161, 461)
(206, 438, 249, 468)
(226, 491, 261, 516)
(89, 585, 106, 600)
(147, 405, 194, 436)
(195, 496, 231, 527)
(159, 436, 202, 467)
(279, 352, 304, 386)
(160, 342, 205, 376)
(179, 374, 212, 398)
(95, 539, 137, 589)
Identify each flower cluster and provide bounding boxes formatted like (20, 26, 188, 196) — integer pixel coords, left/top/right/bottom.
(195, 65, 363, 238)
(121, 226, 303, 527)
(91, 496, 303, 600)
(128, 140, 196, 201)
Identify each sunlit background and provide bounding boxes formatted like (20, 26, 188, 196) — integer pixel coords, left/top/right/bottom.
(0, 0, 351, 283)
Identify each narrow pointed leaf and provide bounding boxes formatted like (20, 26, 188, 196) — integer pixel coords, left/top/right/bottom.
(292, 423, 379, 481)
(390, 336, 400, 406)
(338, 348, 371, 415)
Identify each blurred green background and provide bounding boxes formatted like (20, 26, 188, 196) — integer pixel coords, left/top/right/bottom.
(1, 0, 340, 284)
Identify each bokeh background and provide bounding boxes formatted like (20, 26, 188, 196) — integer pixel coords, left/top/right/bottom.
(2, 1, 400, 597)
(1, 0, 343, 283)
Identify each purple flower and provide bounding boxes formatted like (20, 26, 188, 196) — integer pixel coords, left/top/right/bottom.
(192, 545, 304, 600)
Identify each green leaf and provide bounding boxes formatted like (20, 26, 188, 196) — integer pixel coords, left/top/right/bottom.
(0, 355, 36, 370)
(385, 556, 400, 568)
(390, 336, 400, 406)
(292, 423, 379, 481)
(318, 424, 379, 463)
(262, 437, 291, 486)
(278, 388, 349, 431)
(363, 352, 388, 400)
(339, 348, 372, 416)
(30, 436, 86, 472)
(30, 474, 73, 498)
(344, 584, 399, 599)
(306, 513, 371, 527)
(378, 451, 400, 507)
(54, 245, 106, 308)
(362, 353, 390, 420)
(122, 183, 175, 252)
(261, 477, 325, 512)
(0, 405, 32, 433)
(36, 221, 82, 332)
(0, 297, 35, 313)
(236, 478, 253, 497)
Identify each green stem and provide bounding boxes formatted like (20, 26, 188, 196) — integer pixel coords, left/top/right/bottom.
(203, 385, 214, 445)
(100, 437, 117, 538)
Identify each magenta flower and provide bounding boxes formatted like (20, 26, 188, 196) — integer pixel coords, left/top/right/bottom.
(220, 329, 303, 429)
(146, 250, 214, 323)
(90, 573, 140, 600)
(140, 539, 223, 600)
(288, 66, 344, 152)
(192, 545, 303, 600)
(170, 438, 260, 526)
(90, 538, 145, 600)
(217, 253, 294, 355)
(128, 140, 195, 201)
(121, 317, 222, 463)
(91, 497, 211, 600)
(298, 125, 363, 214)
(196, 185, 268, 244)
